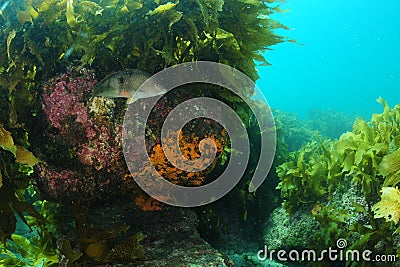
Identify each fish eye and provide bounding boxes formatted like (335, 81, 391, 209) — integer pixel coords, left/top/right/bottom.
(118, 77, 125, 84)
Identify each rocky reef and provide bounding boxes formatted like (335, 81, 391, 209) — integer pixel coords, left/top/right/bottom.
(37, 66, 125, 202)
(0, 0, 288, 266)
(265, 98, 400, 266)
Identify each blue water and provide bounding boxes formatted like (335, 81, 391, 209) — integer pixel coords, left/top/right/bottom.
(257, 0, 400, 120)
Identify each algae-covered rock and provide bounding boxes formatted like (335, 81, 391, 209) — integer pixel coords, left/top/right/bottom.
(68, 196, 231, 266)
(264, 206, 320, 250)
(269, 99, 400, 264)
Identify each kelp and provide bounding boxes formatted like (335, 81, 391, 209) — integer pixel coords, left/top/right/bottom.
(278, 98, 400, 212)
(0, 123, 44, 246)
(0, 0, 287, 97)
(0, 124, 16, 155)
(276, 138, 339, 214)
(372, 187, 400, 225)
(306, 109, 354, 139)
(66, 202, 146, 265)
(380, 149, 400, 186)
(277, 98, 400, 261)
(0, 66, 46, 254)
(0, 195, 60, 267)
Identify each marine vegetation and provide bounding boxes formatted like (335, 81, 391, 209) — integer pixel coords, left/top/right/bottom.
(0, 0, 288, 94)
(0, 0, 289, 265)
(0, 123, 43, 245)
(37, 66, 127, 202)
(0, 196, 59, 266)
(272, 108, 355, 153)
(306, 108, 355, 139)
(273, 109, 315, 152)
(276, 97, 400, 265)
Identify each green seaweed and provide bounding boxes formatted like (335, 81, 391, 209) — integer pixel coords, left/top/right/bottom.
(278, 98, 400, 213)
(277, 98, 400, 265)
(0, 190, 60, 267)
(0, 124, 45, 246)
(276, 138, 334, 214)
(0, 0, 287, 93)
(312, 205, 350, 247)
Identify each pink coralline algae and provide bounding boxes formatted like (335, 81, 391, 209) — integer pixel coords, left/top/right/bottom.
(36, 164, 80, 199)
(42, 70, 95, 137)
(36, 67, 228, 203)
(77, 124, 123, 171)
(37, 67, 127, 202)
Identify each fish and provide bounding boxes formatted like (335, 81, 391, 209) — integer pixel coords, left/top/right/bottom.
(92, 69, 166, 104)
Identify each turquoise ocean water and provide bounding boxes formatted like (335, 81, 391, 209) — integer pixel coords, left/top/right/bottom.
(257, 0, 400, 120)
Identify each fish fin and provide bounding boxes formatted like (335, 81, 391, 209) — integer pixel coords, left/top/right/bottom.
(127, 92, 143, 104)
(128, 91, 149, 103)
(127, 90, 166, 104)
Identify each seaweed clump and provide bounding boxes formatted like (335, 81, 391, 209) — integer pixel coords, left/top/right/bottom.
(274, 98, 400, 263)
(0, 0, 287, 93)
(0, 123, 44, 244)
